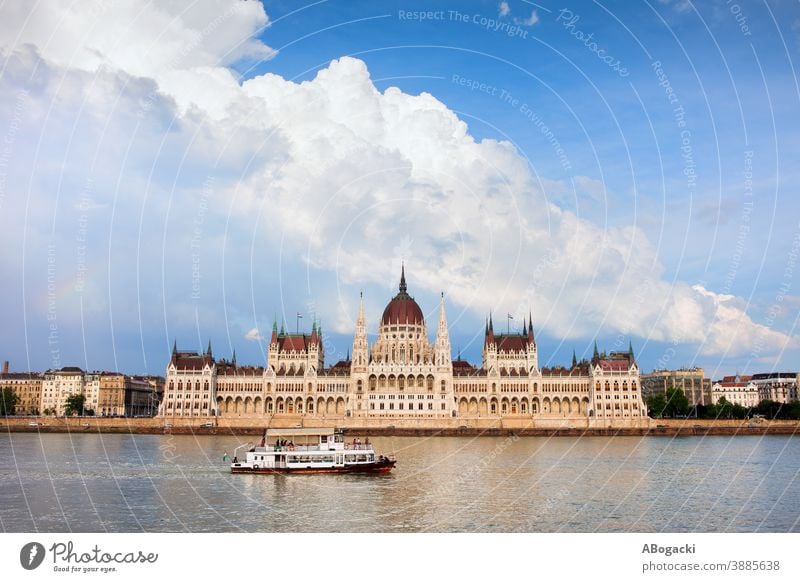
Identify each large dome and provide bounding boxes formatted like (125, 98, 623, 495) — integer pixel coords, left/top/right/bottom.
(381, 266, 424, 326)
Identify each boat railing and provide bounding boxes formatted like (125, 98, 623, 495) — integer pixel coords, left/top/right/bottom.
(346, 444, 373, 451)
(264, 444, 322, 452)
(254, 443, 375, 453)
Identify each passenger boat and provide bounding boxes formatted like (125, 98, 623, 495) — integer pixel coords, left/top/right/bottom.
(228, 428, 396, 474)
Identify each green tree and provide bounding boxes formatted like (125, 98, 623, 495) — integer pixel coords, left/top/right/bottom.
(786, 401, 800, 420)
(664, 387, 690, 418)
(63, 393, 87, 417)
(0, 388, 18, 416)
(647, 393, 667, 418)
(730, 403, 749, 419)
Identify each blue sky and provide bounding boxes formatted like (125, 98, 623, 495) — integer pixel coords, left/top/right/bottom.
(1, 0, 799, 378)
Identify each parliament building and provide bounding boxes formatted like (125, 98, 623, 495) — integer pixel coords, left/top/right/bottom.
(159, 268, 646, 421)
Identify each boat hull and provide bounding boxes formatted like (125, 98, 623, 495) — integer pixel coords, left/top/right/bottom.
(231, 460, 396, 475)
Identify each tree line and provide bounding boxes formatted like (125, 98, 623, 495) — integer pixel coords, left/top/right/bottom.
(0, 391, 94, 417)
(646, 387, 800, 420)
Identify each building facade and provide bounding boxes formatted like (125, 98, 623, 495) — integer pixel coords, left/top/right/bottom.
(125, 376, 160, 416)
(41, 367, 86, 415)
(159, 269, 647, 420)
(641, 368, 712, 407)
(711, 375, 759, 408)
(0, 362, 43, 415)
(750, 372, 799, 404)
(98, 373, 127, 416)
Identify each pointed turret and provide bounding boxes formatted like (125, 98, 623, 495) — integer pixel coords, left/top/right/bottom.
(593, 340, 599, 361)
(628, 340, 635, 362)
(488, 312, 495, 343)
(572, 349, 577, 368)
(172, 339, 177, 356)
(399, 262, 407, 294)
(434, 292, 451, 368)
(270, 319, 278, 344)
(206, 339, 212, 358)
(279, 322, 285, 336)
(352, 292, 368, 371)
(310, 317, 318, 344)
(232, 349, 237, 367)
(528, 311, 534, 340)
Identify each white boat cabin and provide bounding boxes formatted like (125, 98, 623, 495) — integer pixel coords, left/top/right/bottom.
(232, 428, 379, 470)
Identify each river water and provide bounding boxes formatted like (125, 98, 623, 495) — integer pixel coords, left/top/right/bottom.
(1, 433, 798, 532)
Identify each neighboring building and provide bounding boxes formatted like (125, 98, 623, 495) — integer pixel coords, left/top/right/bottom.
(125, 376, 158, 416)
(41, 367, 86, 415)
(98, 373, 163, 417)
(159, 268, 647, 420)
(641, 368, 712, 407)
(750, 372, 799, 404)
(0, 362, 43, 415)
(711, 375, 759, 408)
(98, 373, 127, 416)
(84, 372, 101, 414)
(144, 376, 165, 413)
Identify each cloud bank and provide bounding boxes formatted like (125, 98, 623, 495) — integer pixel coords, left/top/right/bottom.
(0, 0, 794, 362)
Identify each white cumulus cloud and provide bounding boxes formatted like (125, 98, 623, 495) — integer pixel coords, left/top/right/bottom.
(244, 328, 264, 342)
(0, 0, 795, 365)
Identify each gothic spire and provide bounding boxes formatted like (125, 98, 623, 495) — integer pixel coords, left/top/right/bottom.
(572, 349, 577, 368)
(593, 340, 599, 360)
(628, 340, 635, 361)
(206, 339, 212, 358)
(399, 262, 407, 294)
(172, 339, 177, 356)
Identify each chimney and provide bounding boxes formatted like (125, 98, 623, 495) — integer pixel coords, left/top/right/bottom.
(2, 361, 8, 374)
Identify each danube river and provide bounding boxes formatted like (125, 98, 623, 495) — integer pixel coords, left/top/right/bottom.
(1, 433, 798, 532)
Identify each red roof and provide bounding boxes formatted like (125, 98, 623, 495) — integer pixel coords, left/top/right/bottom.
(492, 334, 531, 352)
(171, 352, 213, 370)
(278, 334, 318, 352)
(597, 359, 631, 372)
(382, 295, 424, 325)
(217, 364, 264, 376)
(452, 360, 480, 376)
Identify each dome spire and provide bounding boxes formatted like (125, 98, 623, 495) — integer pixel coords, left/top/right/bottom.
(399, 262, 407, 294)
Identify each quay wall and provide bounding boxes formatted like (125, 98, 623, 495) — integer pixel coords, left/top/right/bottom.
(2, 416, 799, 437)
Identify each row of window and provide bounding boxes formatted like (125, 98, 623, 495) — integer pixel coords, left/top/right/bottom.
(371, 402, 445, 411)
(369, 394, 437, 400)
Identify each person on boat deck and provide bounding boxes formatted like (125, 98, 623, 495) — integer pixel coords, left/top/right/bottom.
(233, 456, 238, 463)
(365, 437, 370, 446)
